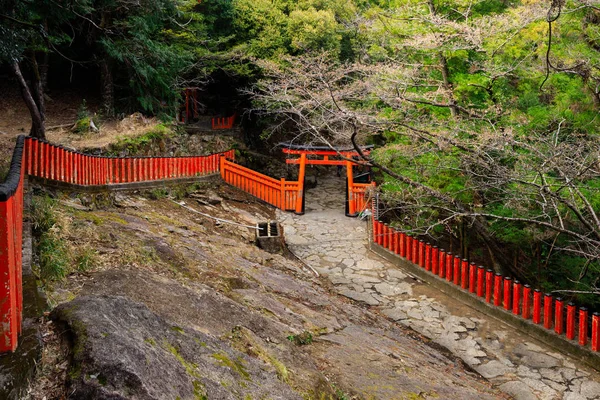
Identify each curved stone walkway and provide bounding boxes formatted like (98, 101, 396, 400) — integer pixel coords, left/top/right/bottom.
(278, 175, 600, 400)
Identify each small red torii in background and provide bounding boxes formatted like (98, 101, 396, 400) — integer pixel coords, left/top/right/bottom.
(180, 88, 236, 130)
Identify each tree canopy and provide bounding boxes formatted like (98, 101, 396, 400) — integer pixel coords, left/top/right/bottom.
(2, 0, 600, 307)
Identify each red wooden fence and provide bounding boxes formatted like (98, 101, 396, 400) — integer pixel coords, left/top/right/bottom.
(212, 114, 236, 130)
(0, 136, 25, 352)
(220, 157, 303, 213)
(371, 216, 600, 353)
(0, 136, 234, 352)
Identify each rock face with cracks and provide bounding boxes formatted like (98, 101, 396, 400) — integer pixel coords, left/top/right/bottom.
(39, 184, 509, 399)
(52, 295, 300, 400)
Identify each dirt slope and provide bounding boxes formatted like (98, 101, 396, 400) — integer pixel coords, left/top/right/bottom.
(26, 181, 508, 399)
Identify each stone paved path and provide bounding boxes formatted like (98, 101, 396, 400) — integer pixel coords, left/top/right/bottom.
(278, 175, 600, 400)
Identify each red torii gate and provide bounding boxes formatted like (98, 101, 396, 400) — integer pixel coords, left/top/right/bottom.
(280, 143, 375, 216)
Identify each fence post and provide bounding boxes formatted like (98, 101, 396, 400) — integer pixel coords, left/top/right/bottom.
(522, 284, 532, 319)
(446, 253, 453, 281)
(592, 313, 599, 351)
(544, 293, 553, 329)
(494, 273, 502, 307)
(452, 257, 460, 285)
(477, 266, 485, 297)
(566, 303, 575, 340)
(503, 277, 512, 310)
(383, 225, 389, 249)
(438, 249, 446, 278)
(0, 198, 18, 352)
(430, 246, 438, 274)
(485, 269, 493, 303)
(469, 263, 476, 293)
(579, 308, 588, 346)
(461, 259, 469, 289)
(533, 289, 542, 324)
(555, 298, 564, 335)
(512, 280, 521, 315)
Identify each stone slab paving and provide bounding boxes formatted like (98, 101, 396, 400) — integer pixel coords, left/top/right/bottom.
(278, 175, 600, 400)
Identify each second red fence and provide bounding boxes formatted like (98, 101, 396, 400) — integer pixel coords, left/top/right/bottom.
(24, 137, 234, 185)
(371, 219, 600, 353)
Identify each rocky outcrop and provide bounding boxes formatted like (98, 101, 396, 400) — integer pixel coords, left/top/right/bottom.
(52, 295, 301, 400)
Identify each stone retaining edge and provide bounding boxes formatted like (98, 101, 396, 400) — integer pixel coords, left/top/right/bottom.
(29, 174, 220, 193)
(370, 242, 600, 371)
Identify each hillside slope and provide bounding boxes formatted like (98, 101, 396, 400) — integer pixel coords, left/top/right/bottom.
(26, 181, 505, 399)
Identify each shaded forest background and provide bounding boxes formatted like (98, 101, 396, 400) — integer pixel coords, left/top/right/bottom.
(2, 0, 600, 309)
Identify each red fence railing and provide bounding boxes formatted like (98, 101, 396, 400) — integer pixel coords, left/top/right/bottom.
(0, 136, 25, 352)
(220, 157, 303, 213)
(212, 114, 236, 130)
(24, 137, 234, 185)
(371, 217, 600, 353)
(0, 136, 234, 352)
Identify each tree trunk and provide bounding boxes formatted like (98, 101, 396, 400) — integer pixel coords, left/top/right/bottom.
(40, 52, 49, 92)
(40, 20, 50, 91)
(11, 61, 45, 139)
(100, 58, 114, 117)
(439, 53, 458, 118)
(29, 52, 46, 124)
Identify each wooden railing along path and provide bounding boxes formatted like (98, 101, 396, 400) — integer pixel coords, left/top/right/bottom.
(220, 157, 304, 213)
(370, 207, 600, 362)
(0, 136, 233, 352)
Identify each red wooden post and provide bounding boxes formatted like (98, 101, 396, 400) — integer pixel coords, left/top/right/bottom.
(412, 237, 418, 263)
(383, 225, 389, 248)
(522, 284, 532, 319)
(431, 246, 438, 274)
(418, 241, 425, 267)
(533, 289, 542, 324)
(493, 273, 502, 307)
(406, 236, 412, 262)
(592, 312, 599, 351)
(424, 243, 431, 270)
(0, 198, 18, 352)
(120, 158, 126, 183)
(485, 269, 493, 303)
(25, 137, 32, 175)
(579, 308, 588, 346)
(461, 259, 468, 289)
(544, 293, 553, 329)
(477, 266, 485, 297)
(438, 249, 446, 278)
(445, 253, 453, 281)
(469, 263, 476, 293)
(49, 144, 55, 180)
(566, 303, 576, 340)
(65, 149, 70, 182)
(59, 147, 64, 181)
(512, 280, 521, 315)
(555, 298, 564, 335)
(399, 233, 406, 257)
(452, 257, 460, 285)
(503, 277, 512, 310)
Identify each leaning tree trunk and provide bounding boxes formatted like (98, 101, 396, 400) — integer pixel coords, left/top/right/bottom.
(11, 61, 45, 139)
(29, 52, 46, 125)
(100, 58, 114, 117)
